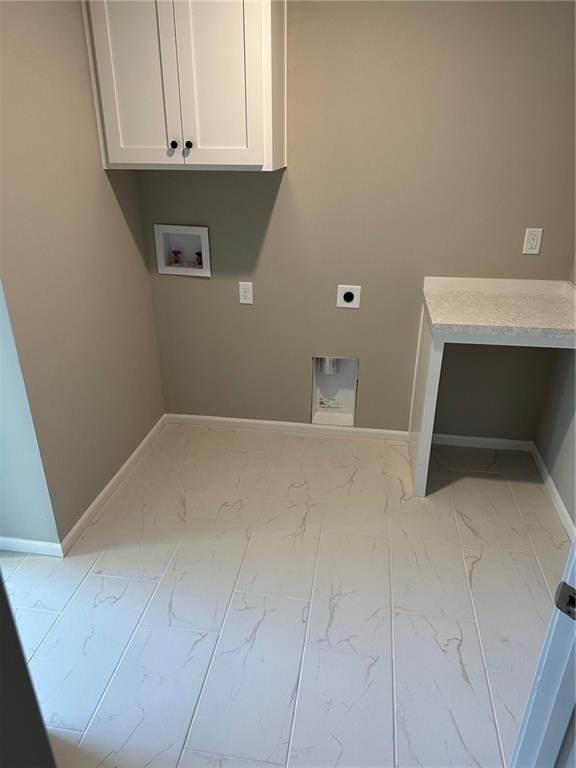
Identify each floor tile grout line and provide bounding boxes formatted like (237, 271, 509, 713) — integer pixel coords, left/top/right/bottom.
(505, 477, 558, 604)
(301, 642, 392, 660)
(455, 544, 538, 556)
(12, 605, 60, 616)
(24, 549, 108, 667)
(80, 571, 161, 583)
(46, 725, 85, 736)
(234, 589, 312, 603)
(174, 521, 257, 768)
(391, 608, 478, 623)
(448, 483, 508, 768)
(76, 527, 188, 744)
(16, 427, 177, 644)
(321, 526, 394, 542)
(1, 553, 30, 584)
(182, 747, 284, 767)
(388, 495, 398, 768)
(283, 497, 326, 767)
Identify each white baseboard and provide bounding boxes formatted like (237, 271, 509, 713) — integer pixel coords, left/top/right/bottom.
(6, 414, 572, 559)
(0, 536, 63, 557)
(432, 433, 534, 452)
(530, 445, 575, 541)
(164, 413, 409, 442)
(59, 415, 168, 555)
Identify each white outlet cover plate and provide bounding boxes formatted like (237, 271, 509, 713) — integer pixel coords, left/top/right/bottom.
(337, 285, 361, 309)
(523, 228, 544, 255)
(239, 281, 253, 304)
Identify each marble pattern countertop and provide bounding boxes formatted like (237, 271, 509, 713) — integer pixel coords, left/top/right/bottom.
(424, 285, 576, 341)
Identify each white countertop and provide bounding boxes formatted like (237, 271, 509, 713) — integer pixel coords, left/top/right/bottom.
(423, 277, 576, 343)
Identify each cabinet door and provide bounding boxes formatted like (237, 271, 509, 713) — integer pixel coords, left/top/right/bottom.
(88, 0, 183, 165)
(174, 0, 263, 166)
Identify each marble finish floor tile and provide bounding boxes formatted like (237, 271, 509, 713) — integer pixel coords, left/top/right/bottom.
(309, 532, 391, 656)
(143, 518, 250, 632)
(228, 428, 285, 453)
(0, 550, 28, 580)
(169, 426, 235, 514)
(507, 454, 570, 530)
(451, 473, 532, 552)
(324, 464, 390, 538)
(186, 593, 307, 765)
(394, 612, 502, 768)
(464, 548, 551, 676)
(265, 435, 327, 505)
(237, 499, 322, 599)
(12, 606, 59, 662)
(14, 431, 568, 768)
(78, 625, 216, 768)
(488, 671, 533, 766)
(48, 728, 83, 768)
(527, 522, 571, 595)
(90, 457, 189, 580)
(432, 445, 516, 474)
(321, 437, 412, 493)
(391, 509, 473, 620)
(201, 449, 271, 522)
(387, 470, 455, 518)
(6, 536, 101, 612)
(30, 575, 154, 730)
(179, 752, 274, 768)
(290, 647, 394, 767)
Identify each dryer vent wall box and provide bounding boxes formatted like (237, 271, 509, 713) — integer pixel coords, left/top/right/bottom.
(84, 0, 286, 171)
(155, 225, 211, 277)
(312, 357, 359, 427)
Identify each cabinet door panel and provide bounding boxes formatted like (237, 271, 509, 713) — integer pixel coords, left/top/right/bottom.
(88, 0, 183, 165)
(174, 0, 263, 166)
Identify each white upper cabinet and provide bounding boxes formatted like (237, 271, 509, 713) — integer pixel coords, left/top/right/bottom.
(85, 0, 286, 170)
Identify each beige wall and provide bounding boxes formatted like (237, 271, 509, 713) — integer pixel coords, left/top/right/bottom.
(0, 2, 164, 539)
(140, 1, 574, 432)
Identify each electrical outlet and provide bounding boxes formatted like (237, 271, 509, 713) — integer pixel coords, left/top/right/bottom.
(523, 228, 543, 255)
(238, 281, 253, 304)
(337, 285, 361, 309)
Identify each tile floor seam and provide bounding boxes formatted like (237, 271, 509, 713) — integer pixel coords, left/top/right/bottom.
(300, 644, 390, 659)
(46, 725, 85, 735)
(23, 550, 110, 666)
(485, 666, 537, 678)
(76, 527, 189, 744)
(392, 608, 478, 623)
(82, 571, 160, 583)
(505, 476, 557, 604)
(283, 498, 326, 767)
(388, 492, 398, 768)
(456, 544, 535, 556)
(16, 605, 60, 616)
(1, 553, 30, 583)
(182, 747, 284, 767)
(138, 620, 220, 636)
(302, 641, 393, 660)
(174, 516, 258, 768)
(448, 481, 508, 768)
(320, 526, 391, 542)
(234, 589, 312, 604)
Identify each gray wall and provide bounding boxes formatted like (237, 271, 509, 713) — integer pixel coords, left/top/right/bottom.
(0, 2, 164, 539)
(0, 284, 58, 543)
(434, 345, 556, 441)
(536, 350, 575, 523)
(139, 1, 574, 432)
